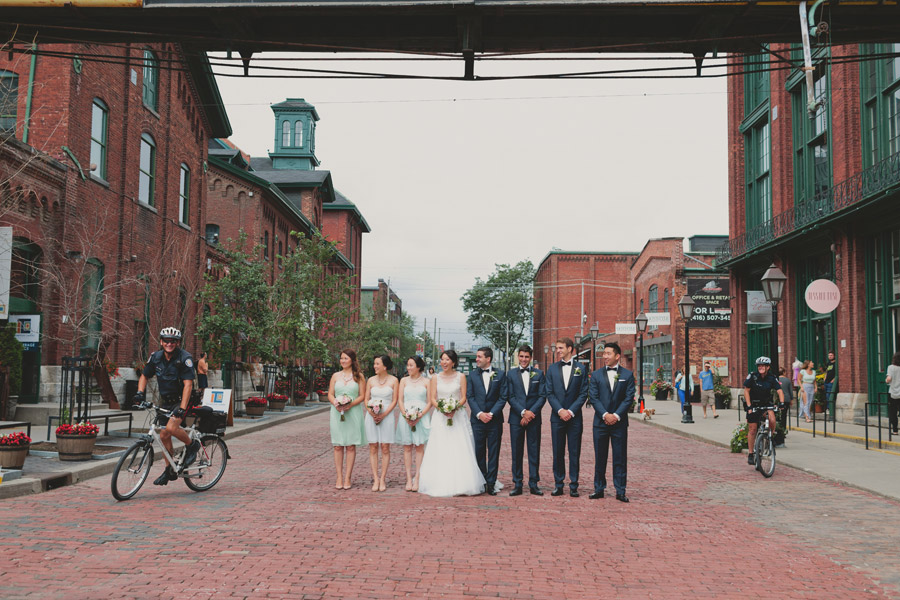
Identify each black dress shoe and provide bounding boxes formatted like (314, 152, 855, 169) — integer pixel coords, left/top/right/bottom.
(486, 485, 497, 496)
(153, 467, 177, 486)
(509, 487, 523, 496)
(615, 494, 630, 503)
(529, 486, 544, 496)
(569, 489, 579, 498)
(551, 487, 565, 496)
(589, 491, 604, 499)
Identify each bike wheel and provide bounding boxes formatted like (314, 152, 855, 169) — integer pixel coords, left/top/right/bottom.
(111, 442, 154, 501)
(757, 432, 776, 478)
(184, 436, 227, 492)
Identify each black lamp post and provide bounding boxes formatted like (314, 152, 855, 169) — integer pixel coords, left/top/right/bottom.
(635, 311, 649, 411)
(543, 344, 549, 370)
(678, 295, 696, 424)
(574, 334, 582, 364)
(761, 263, 787, 378)
(589, 323, 599, 371)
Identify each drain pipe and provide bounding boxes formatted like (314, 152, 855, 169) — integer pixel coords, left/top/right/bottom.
(22, 43, 37, 144)
(799, 0, 825, 118)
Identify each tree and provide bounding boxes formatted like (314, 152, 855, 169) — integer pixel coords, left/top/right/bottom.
(461, 260, 536, 369)
(352, 310, 419, 374)
(196, 232, 276, 365)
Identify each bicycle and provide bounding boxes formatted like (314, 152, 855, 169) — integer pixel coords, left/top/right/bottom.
(111, 401, 229, 501)
(749, 404, 778, 478)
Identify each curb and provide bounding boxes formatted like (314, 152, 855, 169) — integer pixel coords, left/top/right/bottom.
(0, 404, 330, 501)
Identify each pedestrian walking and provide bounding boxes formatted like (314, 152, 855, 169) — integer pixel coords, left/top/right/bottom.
(824, 351, 837, 405)
(885, 352, 900, 435)
(698, 362, 719, 418)
(675, 370, 693, 414)
(777, 367, 793, 433)
(799, 361, 815, 423)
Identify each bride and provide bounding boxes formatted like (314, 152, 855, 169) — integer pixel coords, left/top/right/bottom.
(417, 349, 487, 497)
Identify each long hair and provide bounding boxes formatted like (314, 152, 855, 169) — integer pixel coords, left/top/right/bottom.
(341, 349, 364, 384)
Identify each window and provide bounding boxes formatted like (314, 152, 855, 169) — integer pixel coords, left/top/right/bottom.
(0, 70, 17, 132)
(294, 121, 303, 147)
(81, 259, 104, 353)
(142, 50, 159, 111)
(792, 61, 830, 205)
(264, 230, 269, 260)
(664, 288, 669, 311)
(178, 286, 187, 335)
(281, 121, 291, 147)
(10, 239, 41, 304)
(205, 224, 219, 245)
(139, 134, 156, 206)
(649, 285, 658, 311)
(861, 43, 900, 167)
(90, 99, 108, 180)
(744, 51, 770, 117)
(178, 164, 190, 225)
(742, 49, 772, 234)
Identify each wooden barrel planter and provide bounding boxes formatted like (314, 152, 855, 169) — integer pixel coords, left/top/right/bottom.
(245, 404, 266, 417)
(267, 399, 287, 412)
(0, 444, 29, 469)
(56, 434, 97, 461)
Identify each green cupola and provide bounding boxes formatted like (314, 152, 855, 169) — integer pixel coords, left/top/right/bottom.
(269, 98, 319, 170)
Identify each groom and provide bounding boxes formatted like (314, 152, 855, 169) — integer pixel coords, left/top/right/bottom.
(468, 347, 507, 495)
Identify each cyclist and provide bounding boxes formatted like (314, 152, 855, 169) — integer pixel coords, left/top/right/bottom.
(134, 327, 200, 485)
(743, 356, 784, 465)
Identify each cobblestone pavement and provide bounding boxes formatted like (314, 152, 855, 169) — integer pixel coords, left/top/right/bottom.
(2, 409, 899, 599)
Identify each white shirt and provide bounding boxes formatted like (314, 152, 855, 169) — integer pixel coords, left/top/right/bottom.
(478, 367, 493, 418)
(603, 363, 621, 422)
(561, 361, 572, 390)
(520, 368, 531, 415)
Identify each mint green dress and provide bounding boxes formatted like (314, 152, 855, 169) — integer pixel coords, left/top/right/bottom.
(330, 379, 365, 447)
(395, 383, 430, 446)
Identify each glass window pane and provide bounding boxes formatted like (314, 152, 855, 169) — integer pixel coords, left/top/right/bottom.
(874, 236, 883, 305)
(893, 230, 900, 301)
(294, 121, 303, 147)
(282, 121, 290, 147)
(139, 172, 150, 204)
(0, 73, 17, 130)
(91, 102, 104, 140)
(140, 139, 152, 172)
(889, 89, 900, 156)
(875, 312, 885, 372)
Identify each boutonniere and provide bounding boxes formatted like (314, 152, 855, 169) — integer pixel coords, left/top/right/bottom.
(574, 367, 582, 376)
(490, 371, 497, 381)
(614, 373, 620, 383)
(529, 371, 537, 379)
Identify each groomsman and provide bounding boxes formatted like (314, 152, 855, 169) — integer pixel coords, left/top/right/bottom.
(468, 347, 507, 495)
(543, 337, 589, 497)
(505, 345, 546, 496)
(588, 342, 635, 503)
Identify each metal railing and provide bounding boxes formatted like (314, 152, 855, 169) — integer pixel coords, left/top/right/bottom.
(864, 396, 895, 450)
(59, 356, 95, 424)
(717, 152, 900, 264)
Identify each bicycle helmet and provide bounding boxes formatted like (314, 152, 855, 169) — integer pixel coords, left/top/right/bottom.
(159, 327, 182, 341)
(755, 356, 771, 366)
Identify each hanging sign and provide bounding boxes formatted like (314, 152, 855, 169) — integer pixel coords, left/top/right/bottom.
(805, 279, 840, 314)
(746, 291, 772, 324)
(615, 323, 637, 335)
(688, 278, 731, 328)
(646, 312, 670, 326)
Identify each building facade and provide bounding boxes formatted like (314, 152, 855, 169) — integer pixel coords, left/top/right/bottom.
(720, 43, 900, 421)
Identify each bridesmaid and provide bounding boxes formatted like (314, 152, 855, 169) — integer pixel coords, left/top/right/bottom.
(328, 349, 367, 490)
(396, 356, 432, 491)
(364, 355, 399, 491)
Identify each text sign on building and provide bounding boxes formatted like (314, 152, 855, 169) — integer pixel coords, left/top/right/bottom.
(9, 314, 40, 351)
(804, 279, 840, 314)
(0, 227, 11, 320)
(702, 356, 729, 377)
(688, 278, 731, 328)
(615, 323, 637, 335)
(646, 312, 670, 326)
(746, 291, 772, 324)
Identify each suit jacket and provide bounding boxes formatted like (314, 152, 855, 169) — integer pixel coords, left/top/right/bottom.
(544, 360, 589, 422)
(467, 367, 507, 424)
(505, 367, 545, 424)
(588, 365, 636, 427)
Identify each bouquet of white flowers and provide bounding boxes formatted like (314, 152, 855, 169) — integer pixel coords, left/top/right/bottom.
(404, 406, 423, 432)
(436, 397, 460, 426)
(367, 397, 383, 416)
(336, 395, 352, 421)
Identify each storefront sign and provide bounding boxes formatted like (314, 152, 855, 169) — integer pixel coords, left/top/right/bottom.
(0, 227, 11, 320)
(646, 312, 670, 326)
(746, 291, 772, 324)
(688, 278, 731, 328)
(9, 314, 40, 344)
(615, 323, 637, 335)
(805, 279, 840, 314)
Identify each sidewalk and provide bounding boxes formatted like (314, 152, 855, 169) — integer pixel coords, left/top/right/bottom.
(0, 403, 329, 499)
(636, 396, 900, 501)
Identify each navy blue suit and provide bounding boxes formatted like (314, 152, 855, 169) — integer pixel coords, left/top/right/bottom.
(544, 360, 589, 491)
(505, 366, 545, 490)
(467, 367, 507, 489)
(588, 365, 635, 496)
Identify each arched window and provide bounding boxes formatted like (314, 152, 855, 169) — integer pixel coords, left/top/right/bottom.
(139, 133, 156, 206)
(0, 70, 18, 132)
(90, 99, 108, 180)
(649, 285, 659, 312)
(294, 120, 303, 147)
(179, 164, 190, 225)
(281, 121, 291, 147)
(142, 50, 159, 111)
(205, 224, 219, 245)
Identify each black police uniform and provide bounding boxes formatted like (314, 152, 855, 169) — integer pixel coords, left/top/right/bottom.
(742, 370, 780, 424)
(142, 347, 196, 422)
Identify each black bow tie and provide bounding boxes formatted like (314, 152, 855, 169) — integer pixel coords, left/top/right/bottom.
(520, 368, 529, 373)
(561, 361, 571, 367)
(481, 368, 491, 374)
(607, 366, 618, 372)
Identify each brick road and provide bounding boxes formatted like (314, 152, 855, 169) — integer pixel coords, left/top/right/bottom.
(2, 409, 899, 599)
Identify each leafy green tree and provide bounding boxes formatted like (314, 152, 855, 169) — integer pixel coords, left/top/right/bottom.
(461, 260, 535, 368)
(196, 232, 276, 364)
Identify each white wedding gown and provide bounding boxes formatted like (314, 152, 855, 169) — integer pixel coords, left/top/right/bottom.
(418, 372, 486, 497)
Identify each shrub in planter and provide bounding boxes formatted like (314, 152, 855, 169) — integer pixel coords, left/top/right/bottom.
(266, 393, 289, 411)
(730, 423, 748, 453)
(0, 431, 31, 469)
(55, 421, 99, 461)
(649, 380, 672, 399)
(245, 396, 267, 416)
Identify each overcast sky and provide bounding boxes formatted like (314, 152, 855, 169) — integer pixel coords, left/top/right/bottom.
(213, 53, 729, 349)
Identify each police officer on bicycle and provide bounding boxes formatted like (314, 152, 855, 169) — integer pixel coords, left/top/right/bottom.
(134, 327, 200, 486)
(743, 356, 784, 466)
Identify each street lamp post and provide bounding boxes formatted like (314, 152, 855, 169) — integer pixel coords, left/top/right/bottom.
(635, 312, 649, 412)
(760, 263, 787, 380)
(480, 314, 512, 371)
(574, 334, 582, 365)
(678, 295, 696, 424)
(589, 323, 599, 371)
(543, 344, 549, 371)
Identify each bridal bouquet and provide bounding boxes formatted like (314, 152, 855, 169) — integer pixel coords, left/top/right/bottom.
(367, 397, 383, 416)
(405, 406, 423, 432)
(336, 395, 352, 421)
(437, 397, 460, 426)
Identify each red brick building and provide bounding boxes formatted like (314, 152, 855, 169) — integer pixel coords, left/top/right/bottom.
(0, 43, 230, 401)
(720, 43, 900, 421)
(322, 190, 370, 326)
